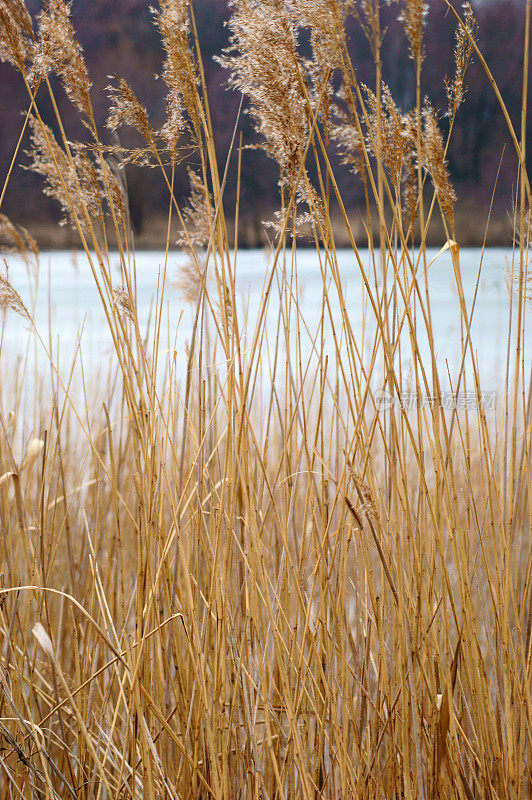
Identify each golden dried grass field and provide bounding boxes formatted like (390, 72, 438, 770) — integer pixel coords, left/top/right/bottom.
(0, 1, 530, 798)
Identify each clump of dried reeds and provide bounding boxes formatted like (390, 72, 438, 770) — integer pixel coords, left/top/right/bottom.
(0, 1, 530, 799)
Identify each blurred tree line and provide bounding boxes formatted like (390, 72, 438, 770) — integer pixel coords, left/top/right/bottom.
(0, 0, 529, 245)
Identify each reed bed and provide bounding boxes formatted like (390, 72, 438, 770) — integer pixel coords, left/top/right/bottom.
(0, 0, 531, 797)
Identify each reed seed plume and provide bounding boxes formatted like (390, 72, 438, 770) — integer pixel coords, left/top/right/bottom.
(219, 0, 329, 232)
(0, 214, 39, 273)
(98, 155, 127, 230)
(399, 0, 428, 62)
(289, 0, 348, 114)
(152, 0, 201, 146)
(364, 82, 410, 184)
(174, 252, 207, 303)
(112, 284, 135, 321)
(422, 103, 457, 228)
(26, 119, 123, 231)
(0, 269, 30, 319)
(0, 0, 33, 71)
(353, 0, 380, 54)
(177, 167, 212, 248)
(174, 169, 212, 301)
(332, 106, 365, 177)
(446, 2, 476, 118)
(106, 78, 154, 142)
(3, 0, 33, 39)
(401, 116, 419, 224)
(34, 0, 92, 116)
(219, 0, 308, 191)
(25, 118, 86, 226)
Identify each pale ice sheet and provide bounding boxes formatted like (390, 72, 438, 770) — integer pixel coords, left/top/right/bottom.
(0, 247, 528, 409)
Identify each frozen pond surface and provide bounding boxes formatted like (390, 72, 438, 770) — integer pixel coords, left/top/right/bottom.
(0, 247, 529, 402)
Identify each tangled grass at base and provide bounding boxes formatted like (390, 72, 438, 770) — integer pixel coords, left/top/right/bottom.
(0, 0, 531, 798)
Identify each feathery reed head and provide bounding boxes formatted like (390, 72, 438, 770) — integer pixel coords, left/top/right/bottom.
(34, 0, 92, 116)
(290, 0, 348, 114)
(219, 0, 308, 190)
(26, 119, 98, 228)
(112, 285, 135, 322)
(177, 168, 212, 249)
(174, 169, 212, 301)
(174, 252, 207, 304)
(402, 113, 419, 225)
(399, 0, 427, 62)
(422, 104, 456, 227)
(0, 214, 39, 272)
(26, 117, 125, 231)
(446, 3, 476, 118)
(4, 0, 33, 39)
(152, 0, 200, 146)
(332, 108, 365, 178)
(0, 268, 30, 320)
(0, 0, 33, 71)
(106, 78, 154, 142)
(364, 82, 410, 185)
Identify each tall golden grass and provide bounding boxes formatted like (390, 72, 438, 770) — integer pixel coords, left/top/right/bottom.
(0, 0, 531, 797)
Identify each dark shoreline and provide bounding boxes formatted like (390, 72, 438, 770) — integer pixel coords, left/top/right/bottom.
(8, 204, 516, 252)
